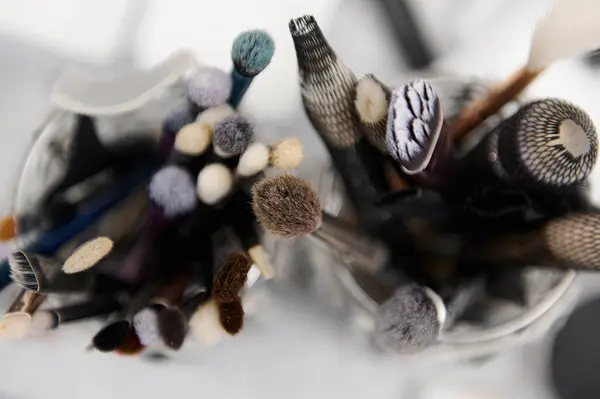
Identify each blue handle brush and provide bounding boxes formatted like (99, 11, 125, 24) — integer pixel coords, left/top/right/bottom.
(228, 30, 275, 108)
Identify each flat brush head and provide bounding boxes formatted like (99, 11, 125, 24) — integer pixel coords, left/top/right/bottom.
(149, 165, 198, 218)
(375, 284, 445, 352)
(213, 115, 254, 155)
(186, 66, 232, 108)
(269, 137, 304, 171)
(158, 308, 187, 350)
(133, 308, 161, 346)
(92, 320, 131, 352)
(218, 299, 244, 335)
(356, 75, 389, 124)
(231, 30, 275, 77)
(174, 122, 212, 156)
(213, 252, 252, 303)
(387, 79, 443, 174)
(545, 212, 600, 269)
(496, 99, 598, 188)
(196, 163, 234, 205)
(251, 175, 322, 238)
(8, 251, 39, 291)
(63, 236, 114, 274)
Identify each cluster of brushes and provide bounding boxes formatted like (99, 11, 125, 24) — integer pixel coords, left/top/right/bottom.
(0, 28, 305, 356)
(247, 10, 600, 353)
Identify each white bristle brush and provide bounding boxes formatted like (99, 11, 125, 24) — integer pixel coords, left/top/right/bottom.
(451, 0, 600, 140)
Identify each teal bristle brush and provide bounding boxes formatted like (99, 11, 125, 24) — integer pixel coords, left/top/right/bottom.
(229, 29, 275, 108)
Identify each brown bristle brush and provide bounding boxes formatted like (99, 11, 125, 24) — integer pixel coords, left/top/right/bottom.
(114, 327, 146, 356)
(0, 290, 46, 339)
(212, 252, 253, 303)
(217, 299, 244, 335)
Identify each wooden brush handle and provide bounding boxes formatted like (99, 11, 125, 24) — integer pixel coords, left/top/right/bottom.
(7, 291, 46, 315)
(450, 67, 544, 142)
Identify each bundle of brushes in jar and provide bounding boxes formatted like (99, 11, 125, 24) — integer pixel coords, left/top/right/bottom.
(245, 10, 600, 354)
(0, 27, 306, 357)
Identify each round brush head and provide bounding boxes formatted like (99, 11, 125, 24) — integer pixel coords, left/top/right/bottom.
(62, 236, 114, 274)
(92, 321, 131, 352)
(213, 115, 254, 155)
(217, 299, 244, 335)
(174, 122, 212, 156)
(186, 66, 232, 108)
(231, 30, 275, 78)
(386, 79, 443, 174)
(189, 300, 227, 346)
(149, 165, 198, 218)
(375, 284, 445, 352)
(237, 142, 270, 177)
(158, 308, 187, 350)
(545, 212, 600, 270)
(196, 104, 235, 128)
(164, 106, 195, 136)
(356, 75, 389, 124)
(269, 137, 304, 171)
(8, 251, 38, 291)
(251, 175, 322, 238)
(495, 99, 598, 188)
(0, 313, 31, 339)
(133, 308, 161, 346)
(196, 163, 234, 205)
(212, 253, 252, 303)
(0, 215, 16, 242)
(29, 311, 59, 334)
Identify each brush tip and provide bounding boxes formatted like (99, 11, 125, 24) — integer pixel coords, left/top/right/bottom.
(174, 122, 212, 156)
(149, 165, 198, 217)
(269, 137, 304, 171)
(375, 284, 443, 352)
(213, 115, 254, 155)
(237, 142, 270, 177)
(92, 321, 131, 352)
(0, 313, 31, 339)
(218, 300, 244, 335)
(213, 252, 252, 303)
(0, 215, 16, 242)
(63, 236, 114, 274)
(133, 308, 161, 346)
(251, 175, 322, 238)
(356, 75, 389, 124)
(231, 30, 275, 77)
(189, 300, 227, 346)
(196, 163, 234, 205)
(158, 308, 188, 350)
(386, 79, 442, 174)
(186, 66, 232, 108)
(8, 251, 38, 291)
(114, 328, 145, 356)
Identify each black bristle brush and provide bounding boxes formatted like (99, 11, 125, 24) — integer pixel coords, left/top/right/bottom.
(157, 290, 210, 350)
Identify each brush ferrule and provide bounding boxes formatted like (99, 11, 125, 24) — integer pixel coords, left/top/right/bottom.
(229, 69, 253, 109)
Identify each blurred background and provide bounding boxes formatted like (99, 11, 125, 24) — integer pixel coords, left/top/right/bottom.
(2, 0, 600, 398)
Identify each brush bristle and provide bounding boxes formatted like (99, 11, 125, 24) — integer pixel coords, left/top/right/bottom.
(213, 115, 254, 154)
(269, 138, 304, 170)
(149, 165, 198, 217)
(92, 321, 131, 352)
(63, 236, 114, 274)
(0, 215, 16, 242)
(213, 253, 252, 303)
(174, 123, 212, 155)
(196, 104, 235, 128)
(186, 66, 232, 108)
(356, 76, 388, 124)
(158, 308, 188, 350)
(189, 300, 227, 346)
(237, 142, 270, 177)
(217, 300, 244, 335)
(196, 163, 234, 205)
(164, 106, 195, 136)
(29, 311, 58, 334)
(251, 175, 322, 238)
(0, 313, 31, 339)
(133, 308, 161, 346)
(375, 284, 442, 352)
(231, 30, 275, 77)
(8, 251, 38, 291)
(114, 328, 145, 356)
(386, 79, 442, 174)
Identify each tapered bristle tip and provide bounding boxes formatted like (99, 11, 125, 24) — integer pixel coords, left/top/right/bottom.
(92, 321, 130, 352)
(218, 300, 244, 335)
(158, 308, 187, 350)
(232, 30, 275, 77)
(213, 253, 252, 303)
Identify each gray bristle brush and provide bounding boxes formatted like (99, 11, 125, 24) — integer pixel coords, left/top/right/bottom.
(229, 29, 275, 108)
(213, 115, 255, 157)
(186, 66, 232, 109)
(355, 74, 392, 153)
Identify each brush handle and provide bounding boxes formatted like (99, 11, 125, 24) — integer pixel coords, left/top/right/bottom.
(310, 212, 389, 275)
(226, 190, 260, 250)
(151, 273, 189, 307)
(450, 67, 544, 141)
(53, 296, 123, 324)
(229, 69, 252, 109)
(6, 290, 45, 315)
(0, 260, 11, 292)
(119, 223, 160, 283)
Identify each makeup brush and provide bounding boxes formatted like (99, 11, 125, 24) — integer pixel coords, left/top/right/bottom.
(62, 236, 114, 274)
(170, 122, 213, 175)
(217, 299, 244, 335)
(157, 290, 210, 350)
(0, 291, 46, 339)
(236, 142, 270, 177)
(289, 15, 392, 231)
(450, 0, 600, 140)
(196, 163, 234, 206)
(252, 175, 389, 275)
(466, 99, 598, 192)
(120, 165, 197, 282)
(186, 66, 232, 109)
(229, 29, 275, 108)
(114, 328, 145, 356)
(29, 296, 123, 334)
(189, 299, 228, 346)
(213, 115, 255, 160)
(269, 137, 304, 171)
(212, 252, 252, 303)
(386, 79, 456, 192)
(355, 74, 392, 153)
(196, 104, 236, 129)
